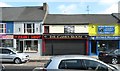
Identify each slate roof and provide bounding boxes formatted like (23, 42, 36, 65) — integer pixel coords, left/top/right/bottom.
(112, 13, 120, 20)
(44, 14, 119, 25)
(0, 6, 46, 21)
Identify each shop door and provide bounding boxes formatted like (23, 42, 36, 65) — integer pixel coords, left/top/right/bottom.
(20, 41, 23, 52)
(91, 40, 97, 55)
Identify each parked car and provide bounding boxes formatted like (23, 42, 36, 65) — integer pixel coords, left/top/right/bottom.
(33, 55, 118, 71)
(99, 49, 120, 64)
(0, 65, 5, 71)
(0, 48, 29, 64)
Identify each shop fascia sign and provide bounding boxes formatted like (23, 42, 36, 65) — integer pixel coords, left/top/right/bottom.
(91, 36, 120, 40)
(0, 35, 13, 39)
(44, 35, 88, 39)
(14, 35, 42, 39)
(98, 26, 115, 34)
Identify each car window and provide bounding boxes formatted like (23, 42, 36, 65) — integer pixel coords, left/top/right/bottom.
(59, 59, 85, 70)
(114, 49, 119, 54)
(83, 59, 108, 71)
(118, 49, 120, 54)
(0, 49, 2, 54)
(2, 49, 12, 54)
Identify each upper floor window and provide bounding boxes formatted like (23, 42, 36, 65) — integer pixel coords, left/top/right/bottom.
(0, 23, 6, 33)
(64, 25, 74, 33)
(44, 26, 49, 33)
(24, 23, 34, 33)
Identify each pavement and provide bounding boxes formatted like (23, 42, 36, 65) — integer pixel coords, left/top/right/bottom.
(29, 55, 98, 62)
(29, 56, 52, 62)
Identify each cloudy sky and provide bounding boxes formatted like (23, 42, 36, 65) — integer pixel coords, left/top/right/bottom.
(0, 0, 120, 14)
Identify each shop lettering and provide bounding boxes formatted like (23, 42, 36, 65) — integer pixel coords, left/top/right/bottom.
(14, 35, 42, 39)
(49, 35, 83, 38)
(0, 35, 13, 39)
(31, 36, 41, 39)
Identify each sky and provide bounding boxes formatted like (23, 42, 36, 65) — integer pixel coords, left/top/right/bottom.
(0, 0, 120, 14)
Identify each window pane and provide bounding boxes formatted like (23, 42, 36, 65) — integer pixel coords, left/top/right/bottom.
(27, 24, 31, 28)
(24, 40, 38, 52)
(59, 59, 83, 69)
(24, 23, 34, 33)
(0, 24, 3, 28)
(5, 39, 13, 47)
(83, 60, 108, 70)
(0, 29, 3, 33)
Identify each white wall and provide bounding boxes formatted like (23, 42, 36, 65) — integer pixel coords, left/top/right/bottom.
(14, 22, 24, 34)
(14, 22, 43, 34)
(49, 25, 64, 33)
(75, 25, 88, 33)
(49, 25, 88, 33)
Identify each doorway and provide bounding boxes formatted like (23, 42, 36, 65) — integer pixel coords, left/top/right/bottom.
(91, 40, 97, 55)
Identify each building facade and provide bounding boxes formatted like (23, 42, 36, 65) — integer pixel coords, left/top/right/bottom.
(0, 3, 48, 56)
(88, 14, 120, 55)
(43, 14, 89, 55)
(0, 21, 14, 49)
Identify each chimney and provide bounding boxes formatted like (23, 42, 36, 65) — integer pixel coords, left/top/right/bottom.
(43, 3, 48, 11)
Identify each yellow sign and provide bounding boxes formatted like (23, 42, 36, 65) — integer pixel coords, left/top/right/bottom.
(89, 24, 119, 36)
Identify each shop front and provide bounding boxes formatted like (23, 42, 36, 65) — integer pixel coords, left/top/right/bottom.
(0, 35, 13, 48)
(14, 35, 42, 55)
(43, 34, 89, 55)
(89, 36, 120, 55)
(89, 24, 120, 55)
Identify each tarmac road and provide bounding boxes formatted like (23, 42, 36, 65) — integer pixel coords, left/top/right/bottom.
(2, 62, 120, 71)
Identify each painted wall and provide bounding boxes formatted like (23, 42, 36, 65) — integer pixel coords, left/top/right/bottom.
(14, 22, 43, 34)
(14, 22, 24, 34)
(118, 24, 120, 36)
(49, 25, 64, 33)
(75, 25, 88, 33)
(3, 21, 14, 34)
(89, 24, 119, 36)
(49, 25, 88, 33)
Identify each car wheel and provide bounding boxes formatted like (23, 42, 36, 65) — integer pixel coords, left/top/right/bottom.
(14, 58, 21, 64)
(111, 58, 118, 64)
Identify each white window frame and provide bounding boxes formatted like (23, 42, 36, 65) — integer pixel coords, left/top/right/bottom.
(24, 23, 34, 33)
(0, 23, 6, 33)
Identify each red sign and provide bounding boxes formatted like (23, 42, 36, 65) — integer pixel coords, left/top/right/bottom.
(14, 35, 42, 39)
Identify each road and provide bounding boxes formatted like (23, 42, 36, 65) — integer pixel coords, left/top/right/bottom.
(2, 61, 45, 71)
(2, 62, 120, 71)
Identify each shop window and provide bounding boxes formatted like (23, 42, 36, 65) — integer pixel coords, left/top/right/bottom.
(0, 23, 6, 33)
(0, 39, 13, 47)
(24, 40, 38, 52)
(64, 25, 74, 33)
(24, 23, 35, 33)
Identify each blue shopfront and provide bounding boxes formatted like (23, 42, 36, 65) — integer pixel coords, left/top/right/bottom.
(89, 36, 120, 55)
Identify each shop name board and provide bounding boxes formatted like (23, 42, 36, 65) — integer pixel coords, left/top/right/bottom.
(0, 35, 13, 39)
(98, 26, 115, 34)
(44, 35, 88, 39)
(14, 35, 42, 39)
(91, 36, 120, 40)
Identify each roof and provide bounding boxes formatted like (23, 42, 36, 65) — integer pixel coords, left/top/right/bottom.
(0, 6, 46, 21)
(112, 13, 120, 20)
(44, 14, 118, 25)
